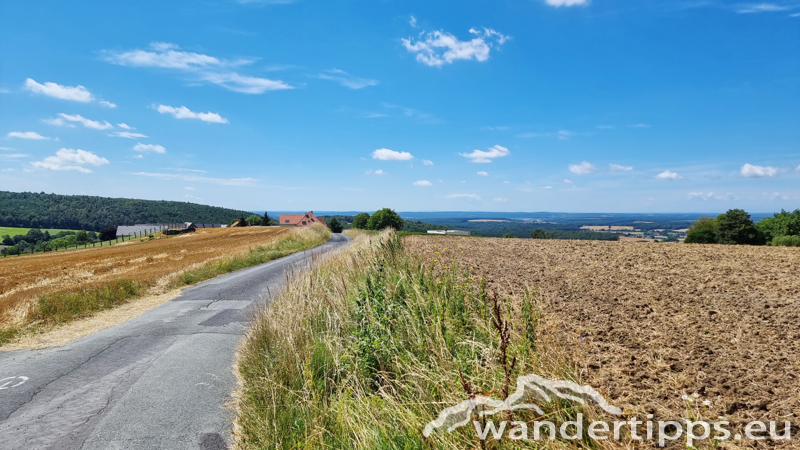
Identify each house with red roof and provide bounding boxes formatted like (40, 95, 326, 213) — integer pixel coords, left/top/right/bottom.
(278, 211, 326, 227)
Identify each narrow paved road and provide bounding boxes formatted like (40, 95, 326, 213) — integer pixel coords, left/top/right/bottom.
(0, 233, 351, 450)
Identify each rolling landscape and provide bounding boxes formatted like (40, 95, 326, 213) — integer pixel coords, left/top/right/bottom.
(2, 1, 799, 449)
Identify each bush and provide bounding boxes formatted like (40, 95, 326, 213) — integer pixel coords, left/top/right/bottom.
(501, 232, 515, 238)
(352, 212, 370, 229)
(685, 216, 718, 244)
(246, 214, 263, 226)
(327, 217, 343, 233)
(367, 208, 403, 230)
(716, 209, 765, 245)
(772, 235, 800, 247)
(99, 226, 117, 241)
(757, 209, 800, 242)
(530, 229, 554, 239)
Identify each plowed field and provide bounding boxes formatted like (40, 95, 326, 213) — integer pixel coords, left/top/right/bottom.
(406, 236, 800, 447)
(0, 227, 289, 323)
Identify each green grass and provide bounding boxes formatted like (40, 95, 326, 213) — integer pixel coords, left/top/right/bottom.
(0, 226, 81, 237)
(234, 231, 587, 449)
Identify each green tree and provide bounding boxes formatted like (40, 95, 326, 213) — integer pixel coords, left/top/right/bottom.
(1, 235, 12, 246)
(75, 231, 89, 244)
(236, 216, 247, 227)
(367, 208, 404, 230)
(530, 229, 554, 239)
(263, 211, 271, 226)
(756, 209, 800, 243)
(716, 209, 765, 245)
(684, 216, 718, 244)
(246, 214, 263, 226)
(352, 213, 370, 229)
(328, 217, 343, 233)
(501, 233, 515, 238)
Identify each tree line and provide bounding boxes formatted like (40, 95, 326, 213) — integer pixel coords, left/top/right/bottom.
(0, 191, 255, 231)
(685, 209, 800, 246)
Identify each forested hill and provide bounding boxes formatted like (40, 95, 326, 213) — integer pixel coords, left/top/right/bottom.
(0, 191, 254, 231)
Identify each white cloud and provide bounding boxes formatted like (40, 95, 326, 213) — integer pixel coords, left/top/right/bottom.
(133, 143, 166, 154)
(610, 163, 633, 171)
(133, 154, 144, 159)
(656, 170, 683, 180)
(30, 149, 109, 173)
(7, 131, 50, 140)
(459, 145, 509, 163)
(111, 131, 148, 139)
(317, 69, 378, 89)
(503, 181, 510, 184)
(736, 3, 791, 13)
(0, 153, 30, 159)
(132, 171, 258, 186)
(57, 113, 113, 130)
(365, 169, 385, 175)
(796, 164, 800, 172)
(99, 100, 117, 108)
(413, 180, 432, 186)
(477, 171, 488, 176)
(43, 117, 75, 128)
(447, 193, 482, 201)
(402, 27, 509, 67)
(24, 78, 93, 102)
(410, 15, 417, 27)
(688, 192, 737, 201)
(117, 123, 132, 129)
(629, 123, 651, 128)
(422, 159, 434, 166)
(568, 161, 597, 175)
(155, 104, 228, 123)
(596, 125, 615, 129)
(372, 148, 413, 161)
(185, 186, 195, 190)
(104, 42, 292, 94)
(558, 130, 572, 140)
(494, 197, 508, 202)
(741, 163, 778, 178)
(543, 0, 589, 6)
(563, 179, 573, 184)
(542, 185, 553, 189)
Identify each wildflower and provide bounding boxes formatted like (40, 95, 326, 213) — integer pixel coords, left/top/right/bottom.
(703, 400, 711, 407)
(681, 394, 690, 401)
(692, 393, 700, 399)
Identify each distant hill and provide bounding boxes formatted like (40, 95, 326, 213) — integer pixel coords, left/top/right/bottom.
(0, 191, 254, 231)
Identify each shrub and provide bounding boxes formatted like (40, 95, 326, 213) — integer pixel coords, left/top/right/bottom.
(99, 226, 117, 241)
(352, 212, 370, 229)
(501, 232, 515, 238)
(772, 235, 800, 247)
(327, 217, 343, 233)
(757, 209, 800, 242)
(530, 229, 554, 239)
(367, 208, 403, 230)
(246, 214, 263, 226)
(685, 216, 718, 244)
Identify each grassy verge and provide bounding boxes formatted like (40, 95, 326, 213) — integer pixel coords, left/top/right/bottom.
(0, 225, 331, 347)
(234, 230, 598, 449)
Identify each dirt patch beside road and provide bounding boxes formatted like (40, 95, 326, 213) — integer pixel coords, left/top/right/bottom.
(406, 236, 800, 446)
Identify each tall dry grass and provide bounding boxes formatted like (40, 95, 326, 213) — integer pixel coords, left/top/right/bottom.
(233, 231, 611, 449)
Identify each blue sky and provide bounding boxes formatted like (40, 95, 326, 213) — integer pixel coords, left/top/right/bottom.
(1, 0, 798, 213)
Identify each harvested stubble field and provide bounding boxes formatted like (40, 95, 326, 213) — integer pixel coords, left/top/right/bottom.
(406, 236, 800, 448)
(0, 227, 292, 327)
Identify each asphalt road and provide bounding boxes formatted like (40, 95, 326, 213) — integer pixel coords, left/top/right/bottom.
(0, 233, 351, 450)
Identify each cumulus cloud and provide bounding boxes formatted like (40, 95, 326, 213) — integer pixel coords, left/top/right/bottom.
(688, 192, 737, 201)
(155, 104, 228, 123)
(23, 78, 93, 102)
(610, 163, 633, 171)
(477, 171, 488, 176)
(372, 148, 413, 161)
(543, 0, 589, 6)
(365, 169, 385, 175)
(111, 131, 148, 139)
(542, 185, 553, 189)
(132, 171, 258, 187)
(741, 163, 778, 178)
(568, 161, 597, 175)
(30, 149, 109, 173)
(447, 193, 482, 201)
(117, 123, 132, 129)
(133, 143, 166, 154)
(316, 69, 378, 89)
(56, 113, 113, 130)
(402, 27, 509, 67)
(8, 131, 50, 140)
(563, 179, 573, 184)
(656, 170, 683, 180)
(99, 100, 117, 108)
(413, 180, 432, 186)
(459, 145, 509, 163)
(104, 42, 292, 94)
(422, 159, 434, 166)
(43, 117, 75, 128)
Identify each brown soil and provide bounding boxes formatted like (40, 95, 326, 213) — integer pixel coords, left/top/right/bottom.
(406, 236, 800, 448)
(0, 227, 288, 324)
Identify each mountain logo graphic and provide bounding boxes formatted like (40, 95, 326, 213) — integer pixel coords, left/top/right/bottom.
(423, 374, 623, 437)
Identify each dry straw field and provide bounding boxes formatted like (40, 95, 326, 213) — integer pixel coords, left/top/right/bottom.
(406, 236, 800, 445)
(0, 227, 293, 327)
